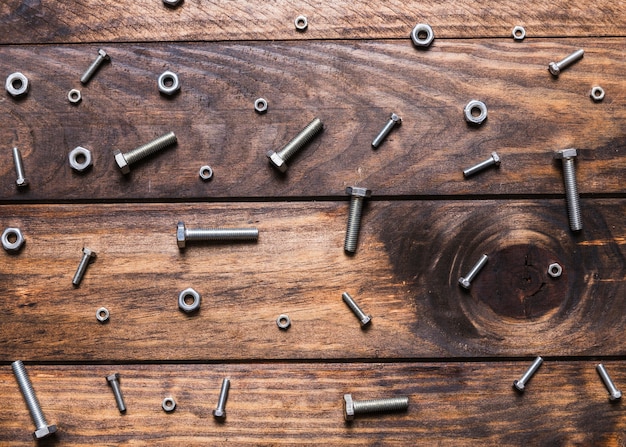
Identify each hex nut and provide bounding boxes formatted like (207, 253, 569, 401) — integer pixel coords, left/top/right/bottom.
(69, 146, 93, 172)
(5, 72, 29, 97)
(464, 100, 488, 125)
(178, 287, 201, 313)
(162, 397, 176, 412)
(512, 26, 526, 40)
(68, 89, 82, 104)
(158, 70, 180, 96)
(590, 86, 605, 102)
(295, 15, 308, 31)
(96, 307, 110, 323)
(548, 263, 562, 278)
(411, 23, 434, 48)
(254, 98, 268, 113)
(2, 227, 25, 252)
(276, 314, 291, 330)
(199, 165, 213, 181)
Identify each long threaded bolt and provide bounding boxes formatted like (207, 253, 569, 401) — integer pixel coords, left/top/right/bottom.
(458, 254, 488, 289)
(11, 360, 57, 439)
(177, 221, 259, 248)
(342, 292, 371, 327)
(554, 148, 582, 232)
(343, 393, 408, 421)
(463, 152, 501, 177)
(72, 247, 97, 287)
(106, 373, 126, 413)
(114, 131, 177, 174)
(12, 147, 29, 188)
(344, 186, 372, 254)
(267, 117, 323, 173)
(548, 49, 584, 76)
(597, 364, 622, 401)
(513, 356, 543, 392)
(80, 49, 111, 84)
(371, 113, 402, 148)
(212, 378, 231, 420)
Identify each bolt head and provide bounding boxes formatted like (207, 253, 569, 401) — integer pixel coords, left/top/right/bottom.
(343, 394, 355, 421)
(212, 409, 226, 419)
(106, 373, 120, 383)
(554, 148, 577, 159)
(491, 152, 501, 165)
(458, 277, 471, 289)
(548, 62, 561, 76)
(16, 177, 29, 187)
(360, 315, 372, 327)
(267, 151, 288, 173)
(176, 222, 186, 248)
(346, 186, 372, 198)
(98, 49, 110, 60)
(513, 380, 525, 392)
(390, 113, 402, 123)
(610, 391, 622, 401)
(33, 424, 57, 439)
(114, 150, 130, 174)
(83, 247, 97, 259)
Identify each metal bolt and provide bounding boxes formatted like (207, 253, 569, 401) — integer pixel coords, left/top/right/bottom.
(463, 152, 501, 177)
(80, 49, 111, 84)
(554, 148, 582, 232)
(212, 378, 230, 420)
(176, 221, 258, 248)
(12, 147, 29, 188)
(343, 393, 409, 421)
(106, 373, 126, 413)
(114, 131, 177, 174)
(371, 113, 402, 148)
(513, 356, 543, 392)
(548, 49, 584, 76)
(344, 187, 372, 254)
(597, 364, 622, 401)
(458, 254, 488, 289)
(11, 360, 57, 440)
(72, 247, 97, 287)
(342, 292, 371, 327)
(266, 117, 323, 173)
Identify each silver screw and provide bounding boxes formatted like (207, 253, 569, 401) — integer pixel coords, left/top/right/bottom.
(548, 49, 584, 76)
(371, 113, 402, 148)
(344, 187, 372, 254)
(114, 131, 177, 174)
(106, 373, 127, 413)
(212, 378, 231, 420)
(458, 254, 488, 289)
(11, 360, 57, 439)
(177, 221, 259, 248)
(554, 148, 582, 232)
(80, 49, 111, 84)
(342, 292, 371, 326)
(597, 364, 622, 401)
(266, 117, 323, 173)
(513, 356, 543, 392)
(72, 247, 97, 287)
(463, 152, 501, 177)
(343, 393, 409, 421)
(12, 147, 29, 188)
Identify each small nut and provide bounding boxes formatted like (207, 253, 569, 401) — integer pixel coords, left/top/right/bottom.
(276, 314, 291, 330)
(69, 146, 93, 172)
(158, 70, 180, 96)
(411, 23, 434, 48)
(512, 26, 526, 41)
(199, 165, 213, 181)
(590, 86, 605, 102)
(68, 89, 82, 104)
(162, 397, 176, 412)
(96, 307, 110, 322)
(294, 15, 308, 31)
(5, 72, 29, 97)
(254, 98, 268, 113)
(548, 263, 562, 278)
(178, 287, 201, 313)
(2, 227, 25, 253)
(464, 100, 488, 125)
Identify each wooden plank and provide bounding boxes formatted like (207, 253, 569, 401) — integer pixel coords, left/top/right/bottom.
(1, 361, 625, 445)
(1, 40, 624, 201)
(1, 200, 625, 361)
(1, 0, 625, 44)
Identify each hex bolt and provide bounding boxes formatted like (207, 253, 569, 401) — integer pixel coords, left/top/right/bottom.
(463, 152, 501, 177)
(80, 49, 111, 84)
(343, 393, 409, 421)
(212, 378, 231, 420)
(513, 356, 543, 392)
(114, 131, 177, 174)
(176, 221, 259, 249)
(106, 373, 127, 413)
(11, 360, 57, 440)
(12, 147, 29, 188)
(597, 364, 622, 401)
(554, 148, 582, 232)
(342, 292, 371, 327)
(371, 113, 402, 149)
(72, 247, 97, 287)
(266, 117, 323, 173)
(344, 187, 372, 254)
(548, 49, 584, 76)
(458, 254, 488, 289)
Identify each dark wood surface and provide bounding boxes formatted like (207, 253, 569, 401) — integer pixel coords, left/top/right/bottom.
(1, 0, 625, 445)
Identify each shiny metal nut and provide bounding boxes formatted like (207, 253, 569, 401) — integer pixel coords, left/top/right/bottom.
(254, 98, 268, 113)
(68, 89, 82, 104)
(178, 288, 201, 313)
(199, 165, 213, 180)
(276, 314, 291, 329)
(162, 397, 176, 412)
(69, 146, 93, 172)
(411, 23, 434, 47)
(547, 263, 562, 278)
(96, 307, 110, 322)
(158, 71, 180, 95)
(590, 86, 605, 102)
(295, 15, 308, 31)
(2, 227, 25, 252)
(6, 72, 29, 97)
(512, 26, 526, 40)
(464, 100, 488, 125)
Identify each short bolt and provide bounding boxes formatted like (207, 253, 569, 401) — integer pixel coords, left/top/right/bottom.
(12, 360, 57, 440)
(513, 356, 543, 392)
(114, 131, 177, 174)
(106, 373, 127, 413)
(343, 393, 409, 421)
(458, 254, 488, 289)
(81, 49, 111, 84)
(554, 148, 582, 232)
(12, 147, 29, 188)
(371, 113, 402, 148)
(597, 364, 622, 401)
(72, 247, 97, 287)
(463, 152, 501, 177)
(267, 117, 323, 173)
(548, 49, 584, 76)
(342, 292, 371, 327)
(344, 187, 372, 254)
(177, 221, 259, 248)
(212, 378, 231, 420)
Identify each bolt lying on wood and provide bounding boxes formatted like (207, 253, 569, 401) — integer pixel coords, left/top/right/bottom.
(371, 113, 401, 148)
(458, 254, 488, 289)
(513, 356, 543, 392)
(463, 152, 501, 177)
(344, 186, 372, 254)
(81, 49, 110, 84)
(114, 131, 177, 174)
(72, 247, 97, 287)
(342, 292, 371, 327)
(548, 49, 584, 76)
(343, 393, 409, 421)
(212, 378, 231, 420)
(107, 373, 127, 413)
(176, 221, 259, 248)
(596, 364, 622, 401)
(12, 360, 57, 440)
(12, 147, 29, 188)
(266, 117, 323, 173)
(554, 148, 582, 232)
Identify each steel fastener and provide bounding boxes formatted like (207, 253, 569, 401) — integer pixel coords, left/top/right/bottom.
(158, 70, 180, 96)
(68, 89, 82, 104)
(411, 23, 434, 47)
(512, 26, 526, 40)
(464, 100, 488, 125)
(342, 292, 371, 327)
(547, 263, 562, 278)
(96, 307, 110, 323)
(80, 49, 110, 84)
(212, 378, 231, 420)
(106, 373, 126, 413)
(176, 221, 259, 248)
(267, 117, 323, 173)
(199, 165, 213, 180)
(254, 98, 268, 113)
(372, 113, 402, 148)
(69, 146, 93, 172)
(12, 147, 29, 188)
(343, 393, 409, 421)
(72, 247, 97, 287)
(597, 364, 622, 401)
(463, 152, 501, 177)
(178, 288, 201, 313)
(5, 72, 29, 97)
(114, 131, 177, 174)
(554, 148, 582, 232)
(2, 227, 25, 253)
(294, 15, 308, 31)
(458, 254, 488, 289)
(276, 314, 291, 329)
(12, 360, 57, 439)
(590, 86, 605, 102)
(162, 397, 176, 412)
(548, 49, 584, 77)
(344, 186, 372, 254)
(513, 356, 543, 392)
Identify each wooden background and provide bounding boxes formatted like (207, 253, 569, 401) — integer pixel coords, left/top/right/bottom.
(1, 0, 625, 445)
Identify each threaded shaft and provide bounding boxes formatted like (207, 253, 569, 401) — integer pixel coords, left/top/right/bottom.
(344, 197, 363, 253)
(124, 131, 177, 165)
(562, 158, 582, 231)
(464, 254, 488, 283)
(12, 147, 26, 181)
(186, 228, 259, 241)
(353, 397, 409, 415)
(464, 158, 495, 177)
(216, 378, 230, 411)
(72, 253, 90, 286)
(597, 364, 621, 398)
(277, 118, 323, 161)
(557, 49, 584, 69)
(12, 361, 48, 429)
(342, 292, 370, 325)
(372, 119, 396, 148)
(80, 55, 104, 84)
